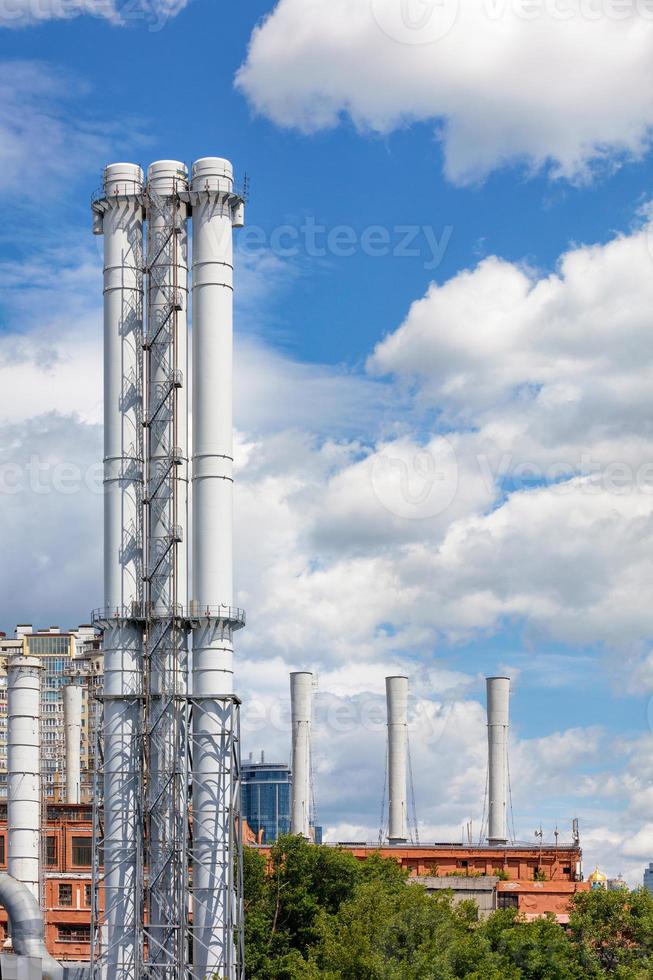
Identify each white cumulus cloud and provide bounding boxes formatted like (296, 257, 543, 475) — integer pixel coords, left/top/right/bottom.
(237, 0, 653, 183)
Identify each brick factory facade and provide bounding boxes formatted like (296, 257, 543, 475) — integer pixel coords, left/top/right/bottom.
(336, 842, 583, 882)
(0, 817, 585, 960)
(257, 841, 588, 925)
(0, 803, 94, 962)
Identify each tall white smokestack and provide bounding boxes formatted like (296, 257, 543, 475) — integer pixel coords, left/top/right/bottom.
(386, 676, 408, 845)
(190, 156, 244, 979)
(64, 685, 82, 805)
(290, 672, 313, 838)
(145, 159, 191, 971)
(98, 161, 145, 979)
(7, 656, 43, 902)
(487, 676, 510, 846)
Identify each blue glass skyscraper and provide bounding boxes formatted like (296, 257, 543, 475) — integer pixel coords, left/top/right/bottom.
(242, 754, 292, 844)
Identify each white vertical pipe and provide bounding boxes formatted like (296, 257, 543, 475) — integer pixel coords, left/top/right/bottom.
(101, 161, 145, 979)
(145, 160, 190, 966)
(7, 656, 43, 902)
(146, 160, 190, 621)
(190, 156, 240, 979)
(63, 686, 82, 805)
(191, 156, 235, 630)
(386, 676, 408, 845)
(290, 672, 312, 838)
(487, 677, 510, 846)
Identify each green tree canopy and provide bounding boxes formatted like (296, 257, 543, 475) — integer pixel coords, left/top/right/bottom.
(242, 836, 653, 979)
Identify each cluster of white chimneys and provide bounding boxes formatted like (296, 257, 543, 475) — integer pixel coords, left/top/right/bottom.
(289, 671, 512, 846)
(2, 662, 510, 913)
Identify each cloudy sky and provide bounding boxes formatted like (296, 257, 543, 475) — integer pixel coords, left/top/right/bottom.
(2, 0, 653, 884)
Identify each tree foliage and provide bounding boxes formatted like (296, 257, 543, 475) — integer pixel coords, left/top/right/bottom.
(243, 836, 653, 979)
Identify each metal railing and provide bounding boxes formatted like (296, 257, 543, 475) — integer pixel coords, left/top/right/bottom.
(92, 604, 246, 628)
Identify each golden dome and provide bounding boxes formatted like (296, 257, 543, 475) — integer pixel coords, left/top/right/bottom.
(588, 866, 607, 883)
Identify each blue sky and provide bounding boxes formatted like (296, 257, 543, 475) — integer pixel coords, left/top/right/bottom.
(2, 0, 653, 882)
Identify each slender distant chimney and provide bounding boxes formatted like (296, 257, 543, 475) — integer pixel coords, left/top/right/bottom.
(7, 656, 43, 901)
(290, 672, 313, 838)
(64, 685, 83, 805)
(386, 676, 408, 845)
(487, 677, 510, 845)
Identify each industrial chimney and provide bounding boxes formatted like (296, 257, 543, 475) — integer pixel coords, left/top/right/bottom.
(486, 677, 510, 846)
(92, 157, 245, 980)
(7, 656, 43, 902)
(63, 685, 82, 805)
(290, 672, 313, 838)
(386, 676, 408, 845)
(144, 159, 191, 975)
(189, 156, 245, 980)
(92, 155, 247, 979)
(97, 161, 146, 980)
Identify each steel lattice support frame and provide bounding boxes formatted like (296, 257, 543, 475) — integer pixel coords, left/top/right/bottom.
(189, 688, 245, 978)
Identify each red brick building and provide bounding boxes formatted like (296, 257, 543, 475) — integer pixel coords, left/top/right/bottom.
(0, 803, 94, 961)
(335, 841, 583, 883)
(0, 805, 586, 961)
(257, 840, 588, 923)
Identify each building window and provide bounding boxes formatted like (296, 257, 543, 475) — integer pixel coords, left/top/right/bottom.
(85, 884, 92, 907)
(57, 926, 91, 944)
(0, 836, 5, 864)
(58, 884, 73, 907)
(71, 836, 92, 867)
(46, 837, 57, 867)
(497, 893, 519, 909)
